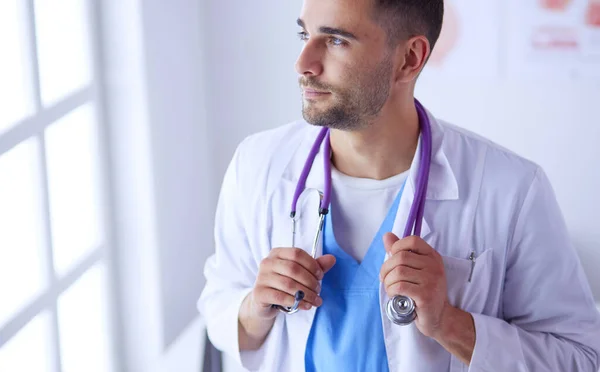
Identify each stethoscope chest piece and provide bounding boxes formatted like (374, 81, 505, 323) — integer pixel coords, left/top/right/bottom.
(385, 296, 417, 325)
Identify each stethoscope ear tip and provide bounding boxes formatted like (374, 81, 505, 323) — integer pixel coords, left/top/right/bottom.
(295, 291, 305, 302)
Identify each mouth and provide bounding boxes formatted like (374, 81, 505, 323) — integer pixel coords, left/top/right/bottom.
(302, 88, 331, 99)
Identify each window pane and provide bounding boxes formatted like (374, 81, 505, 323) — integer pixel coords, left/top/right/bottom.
(57, 263, 112, 372)
(0, 139, 47, 326)
(35, 0, 92, 106)
(0, 311, 55, 372)
(0, 0, 33, 132)
(45, 104, 103, 276)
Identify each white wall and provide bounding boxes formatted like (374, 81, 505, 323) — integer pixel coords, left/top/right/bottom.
(100, 0, 209, 371)
(140, 0, 212, 349)
(203, 1, 305, 194)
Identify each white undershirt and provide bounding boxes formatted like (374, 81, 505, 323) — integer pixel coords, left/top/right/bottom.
(330, 166, 409, 263)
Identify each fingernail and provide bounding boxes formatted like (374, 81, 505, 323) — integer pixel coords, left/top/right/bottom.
(316, 269, 323, 279)
(315, 283, 321, 293)
(316, 297, 323, 306)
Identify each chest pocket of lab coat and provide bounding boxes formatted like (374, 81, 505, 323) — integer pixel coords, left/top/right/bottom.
(441, 248, 495, 315)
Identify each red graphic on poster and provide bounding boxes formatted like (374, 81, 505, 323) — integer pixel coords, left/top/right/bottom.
(531, 25, 579, 50)
(539, 0, 573, 11)
(586, 0, 600, 27)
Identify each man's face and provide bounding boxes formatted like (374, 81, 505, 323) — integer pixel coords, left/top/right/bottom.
(295, 0, 395, 131)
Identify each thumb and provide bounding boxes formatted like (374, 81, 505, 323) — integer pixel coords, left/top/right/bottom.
(383, 232, 400, 254)
(316, 254, 336, 274)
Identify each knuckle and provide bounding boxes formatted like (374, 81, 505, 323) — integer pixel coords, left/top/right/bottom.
(273, 291, 287, 305)
(387, 284, 400, 296)
(288, 262, 302, 277)
(302, 290, 316, 303)
(255, 272, 266, 285)
(269, 248, 281, 257)
(253, 287, 264, 299)
(438, 265, 446, 276)
(291, 248, 304, 260)
(281, 277, 295, 293)
(399, 251, 411, 263)
(394, 266, 407, 278)
(310, 278, 320, 291)
(394, 282, 408, 294)
(260, 257, 273, 271)
(310, 261, 320, 275)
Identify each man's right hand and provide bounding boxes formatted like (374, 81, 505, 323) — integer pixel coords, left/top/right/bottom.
(238, 248, 336, 350)
(249, 247, 336, 319)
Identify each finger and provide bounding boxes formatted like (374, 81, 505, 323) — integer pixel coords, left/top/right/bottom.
(380, 251, 428, 281)
(316, 254, 336, 274)
(383, 266, 424, 288)
(265, 272, 322, 307)
(387, 235, 432, 256)
(256, 286, 315, 310)
(383, 232, 400, 254)
(271, 259, 321, 292)
(386, 281, 420, 300)
(274, 248, 323, 280)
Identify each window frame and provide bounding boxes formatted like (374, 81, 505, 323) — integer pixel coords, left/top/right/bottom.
(0, 1, 121, 371)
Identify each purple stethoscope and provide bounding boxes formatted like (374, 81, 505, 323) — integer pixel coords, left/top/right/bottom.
(271, 99, 432, 326)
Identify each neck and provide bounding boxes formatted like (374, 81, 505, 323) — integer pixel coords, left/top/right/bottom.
(329, 99, 420, 180)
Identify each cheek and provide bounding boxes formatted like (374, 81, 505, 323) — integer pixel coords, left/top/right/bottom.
(324, 49, 365, 80)
(326, 59, 356, 87)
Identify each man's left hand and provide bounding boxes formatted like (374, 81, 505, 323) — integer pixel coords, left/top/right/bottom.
(379, 232, 452, 339)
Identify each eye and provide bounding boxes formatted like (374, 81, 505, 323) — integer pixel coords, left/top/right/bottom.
(329, 37, 347, 47)
(297, 31, 309, 41)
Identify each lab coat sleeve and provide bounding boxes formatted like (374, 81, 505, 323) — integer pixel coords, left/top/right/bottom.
(468, 167, 600, 371)
(197, 139, 273, 371)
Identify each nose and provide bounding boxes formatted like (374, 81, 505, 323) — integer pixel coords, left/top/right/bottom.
(295, 41, 324, 77)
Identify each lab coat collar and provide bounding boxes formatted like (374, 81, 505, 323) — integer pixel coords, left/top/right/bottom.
(411, 107, 459, 202)
(285, 106, 459, 241)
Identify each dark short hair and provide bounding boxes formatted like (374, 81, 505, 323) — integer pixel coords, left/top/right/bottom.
(373, 0, 444, 51)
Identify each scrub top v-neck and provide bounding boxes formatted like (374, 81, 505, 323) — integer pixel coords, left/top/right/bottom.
(304, 181, 406, 372)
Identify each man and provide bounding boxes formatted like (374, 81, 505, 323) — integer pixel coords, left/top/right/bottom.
(198, 0, 600, 371)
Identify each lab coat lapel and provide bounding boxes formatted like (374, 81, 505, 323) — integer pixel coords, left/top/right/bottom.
(390, 108, 458, 242)
(294, 139, 327, 260)
(382, 110, 460, 371)
(278, 126, 327, 259)
(280, 129, 326, 345)
(391, 174, 431, 240)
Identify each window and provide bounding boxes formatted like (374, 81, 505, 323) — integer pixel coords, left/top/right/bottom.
(0, 1, 116, 371)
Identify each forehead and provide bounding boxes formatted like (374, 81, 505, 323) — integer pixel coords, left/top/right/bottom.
(299, 0, 380, 35)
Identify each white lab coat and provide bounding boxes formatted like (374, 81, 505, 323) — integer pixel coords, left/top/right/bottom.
(198, 109, 600, 372)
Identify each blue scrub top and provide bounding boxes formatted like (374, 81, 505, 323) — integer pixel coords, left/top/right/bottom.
(304, 182, 406, 371)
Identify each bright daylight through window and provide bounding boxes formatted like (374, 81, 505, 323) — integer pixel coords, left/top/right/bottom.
(0, 1, 115, 371)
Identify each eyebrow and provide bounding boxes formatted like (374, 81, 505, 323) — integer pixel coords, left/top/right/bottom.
(297, 18, 358, 41)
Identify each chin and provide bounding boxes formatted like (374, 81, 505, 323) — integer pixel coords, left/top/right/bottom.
(302, 105, 326, 124)
(302, 113, 328, 127)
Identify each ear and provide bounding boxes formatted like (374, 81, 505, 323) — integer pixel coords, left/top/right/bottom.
(394, 35, 430, 83)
